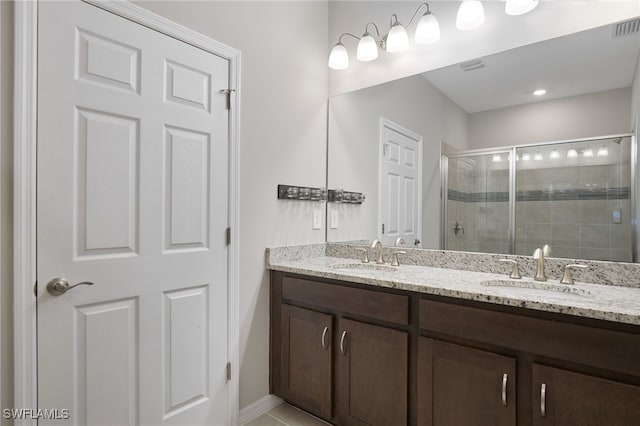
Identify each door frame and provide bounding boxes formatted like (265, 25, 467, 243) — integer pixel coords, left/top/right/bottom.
(377, 117, 423, 246)
(13, 1, 241, 424)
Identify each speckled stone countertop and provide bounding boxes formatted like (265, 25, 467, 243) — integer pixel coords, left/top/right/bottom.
(266, 244, 640, 326)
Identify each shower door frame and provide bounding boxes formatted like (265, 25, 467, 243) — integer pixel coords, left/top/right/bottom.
(441, 132, 636, 261)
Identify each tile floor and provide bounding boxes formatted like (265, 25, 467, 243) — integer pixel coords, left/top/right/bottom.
(243, 403, 331, 426)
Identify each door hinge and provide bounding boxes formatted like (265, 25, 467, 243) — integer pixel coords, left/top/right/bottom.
(226, 227, 231, 246)
(221, 89, 235, 110)
(33, 281, 38, 298)
(226, 362, 231, 381)
(382, 223, 385, 234)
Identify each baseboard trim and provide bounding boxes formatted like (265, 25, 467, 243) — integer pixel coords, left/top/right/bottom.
(239, 394, 283, 425)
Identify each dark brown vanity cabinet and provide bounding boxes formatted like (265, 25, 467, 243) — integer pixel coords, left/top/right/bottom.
(531, 364, 640, 426)
(271, 271, 640, 426)
(418, 338, 516, 426)
(271, 272, 409, 425)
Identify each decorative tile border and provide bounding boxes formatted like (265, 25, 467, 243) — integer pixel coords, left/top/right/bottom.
(448, 187, 630, 203)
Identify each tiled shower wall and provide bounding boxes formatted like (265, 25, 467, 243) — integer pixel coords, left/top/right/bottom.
(447, 153, 632, 262)
(515, 163, 631, 262)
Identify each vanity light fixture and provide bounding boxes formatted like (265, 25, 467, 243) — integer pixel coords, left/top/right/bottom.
(522, 152, 531, 161)
(505, 0, 539, 16)
(533, 89, 547, 96)
(583, 148, 594, 157)
(328, 2, 441, 70)
(456, 0, 485, 31)
(534, 151, 543, 161)
(549, 149, 560, 159)
(597, 145, 609, 157)
(566, 149, 578, 158)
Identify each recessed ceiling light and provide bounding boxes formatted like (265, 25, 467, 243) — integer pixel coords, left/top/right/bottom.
(533, 89, 547, 96)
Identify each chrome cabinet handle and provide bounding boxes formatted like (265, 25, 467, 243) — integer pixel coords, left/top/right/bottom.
(540, 383, 547, 418)
(46, 278, 94, 296)
(321, 326, 329, 350)
(340, 331, 348, 355)
(501, 373, 508, 406)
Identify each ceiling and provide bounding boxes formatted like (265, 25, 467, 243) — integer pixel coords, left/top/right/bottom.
(424, 20, 640, 114)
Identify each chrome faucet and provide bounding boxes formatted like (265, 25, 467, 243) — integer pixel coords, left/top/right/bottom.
(533, 245, 551, 282)
(370, 240, 384, 264)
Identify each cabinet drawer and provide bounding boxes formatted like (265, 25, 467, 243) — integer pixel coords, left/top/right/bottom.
(420, 298, 640, 377)
(282, 275, 409, 325)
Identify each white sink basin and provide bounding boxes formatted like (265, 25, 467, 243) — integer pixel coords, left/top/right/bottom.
(480, 279, 593, 299)
(330, 262, 398, 272)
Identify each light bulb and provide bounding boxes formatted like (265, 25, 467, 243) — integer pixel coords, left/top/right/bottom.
(415, 12, 440, 44)
(567, 149, 578, 158)
(550, 149, 560, 159)
(357, 33, 378, 61)
(583, 149, 594, 157)
(328, 43, 349, 70)
(456, 0, 485, 31)
(505, 0, 539, 16)
(522, 152, 530, 161)
(386, 22, 409, 52)
(597, 146, 609, 157)
(534, 151, 543, 161)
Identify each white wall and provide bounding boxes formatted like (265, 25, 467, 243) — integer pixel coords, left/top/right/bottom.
(468, 88, 633, 149)
(132, 1, 328, 409)
(1, 1, 14, 424)
(329, 1, 640, 96)
(327, 75, 467, 248)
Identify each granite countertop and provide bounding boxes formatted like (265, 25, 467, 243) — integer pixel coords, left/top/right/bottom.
(267, 254, 640, 326)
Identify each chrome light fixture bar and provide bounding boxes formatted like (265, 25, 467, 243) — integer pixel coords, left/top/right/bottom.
(330, 1, 539, 70)
(329, 2, 441, 70)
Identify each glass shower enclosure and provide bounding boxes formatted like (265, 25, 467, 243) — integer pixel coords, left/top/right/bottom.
(441, 135, 635, 262)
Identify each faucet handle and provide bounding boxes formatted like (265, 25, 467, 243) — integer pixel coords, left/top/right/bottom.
(391, 251, 407, 267)
(499, 259, 522, 279)
(560, 264, 587, 285)
(357, 248, 369, 264)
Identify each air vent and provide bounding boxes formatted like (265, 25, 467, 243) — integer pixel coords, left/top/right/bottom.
(459, 59, 485, 72)
(613, 18, 640, 38)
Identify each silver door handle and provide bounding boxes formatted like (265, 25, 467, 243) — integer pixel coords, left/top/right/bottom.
(540, 383, 547, 418)
(46, 278, 94, 296)
(340, 331, 348, 355)
(321, 326, 329, 350)
(502, 373, 508, 406)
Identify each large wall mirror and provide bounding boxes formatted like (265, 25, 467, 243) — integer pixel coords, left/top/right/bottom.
(327, 20, 640, 263)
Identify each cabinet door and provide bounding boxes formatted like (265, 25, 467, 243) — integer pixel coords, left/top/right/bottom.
(418, 338, 516, 426)
(337, 318, 408, 426)
(532, 364, 640, 426)
(280, 304, 333, 419)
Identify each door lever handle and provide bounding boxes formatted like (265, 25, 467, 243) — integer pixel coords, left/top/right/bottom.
(46, 278, 94, 296)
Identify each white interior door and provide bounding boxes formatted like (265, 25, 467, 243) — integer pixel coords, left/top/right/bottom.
(37, 1, 230, 425)
(379, 119, 422, 247)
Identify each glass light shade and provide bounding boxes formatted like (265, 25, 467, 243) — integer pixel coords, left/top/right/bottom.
(357, 34, 378, 61)
(534, 151, 543, 161)
(386, 23, 409, 53)
(597, 146, 609, 157)
(522, 152, 530, 161)
(583, 149, 594, 157)
(567, 149, 578, 158)
(492, 154, 502, 162)
(415, 12, 440, 44)
(456, 0, 485, 31)
(505, 0, 539, 16)
(550, 149, 560, 159)
(328, 43, 349, 70)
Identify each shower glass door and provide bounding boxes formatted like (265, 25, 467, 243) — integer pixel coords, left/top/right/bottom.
(444, 150, 513, 254)
(515, 136, 632, 262)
